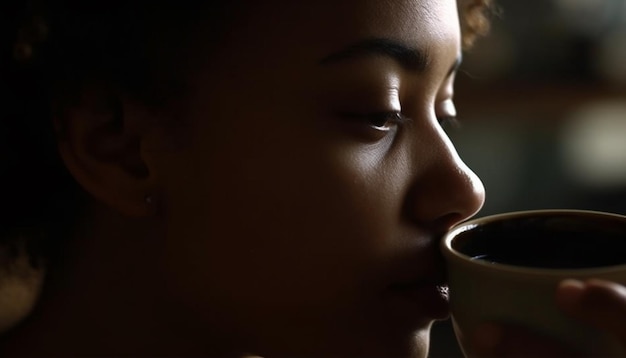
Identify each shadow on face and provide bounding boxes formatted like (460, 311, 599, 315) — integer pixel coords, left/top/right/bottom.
(0, 0, 485, 357)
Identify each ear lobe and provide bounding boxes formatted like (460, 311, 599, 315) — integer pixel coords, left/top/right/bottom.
(55, 89, 156, 217)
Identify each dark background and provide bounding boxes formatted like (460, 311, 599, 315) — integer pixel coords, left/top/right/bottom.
(430, 0, 626, 356)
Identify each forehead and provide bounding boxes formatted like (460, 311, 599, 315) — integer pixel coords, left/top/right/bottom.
(225, 0, 461, 58)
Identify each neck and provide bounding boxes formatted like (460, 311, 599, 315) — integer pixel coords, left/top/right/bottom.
(0, 203, 234, 356)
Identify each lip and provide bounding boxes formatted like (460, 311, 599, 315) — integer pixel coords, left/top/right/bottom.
(384, 281, 450, 324)
(379, 234, 450, 323)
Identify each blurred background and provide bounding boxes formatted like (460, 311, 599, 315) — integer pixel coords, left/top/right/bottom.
(430, 0, 626, 356)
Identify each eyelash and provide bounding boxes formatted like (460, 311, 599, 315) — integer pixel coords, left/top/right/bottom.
(342, 111, 459, 131)
(438, 115, 461, 130)
(339, 111, 408, 131)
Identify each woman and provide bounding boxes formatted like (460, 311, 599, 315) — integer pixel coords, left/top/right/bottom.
(1, 0, 625, 356)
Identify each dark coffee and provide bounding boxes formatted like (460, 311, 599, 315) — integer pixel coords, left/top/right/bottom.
(453, 213, 626, 269)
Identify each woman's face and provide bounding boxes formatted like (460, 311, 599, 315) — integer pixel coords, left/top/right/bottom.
(147, 0, 485, 356)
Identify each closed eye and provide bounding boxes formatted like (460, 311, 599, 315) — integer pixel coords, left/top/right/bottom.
(340, 111, 409, 131)
(438, 115, 460, 131)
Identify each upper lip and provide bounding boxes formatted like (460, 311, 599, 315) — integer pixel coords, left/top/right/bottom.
(389, 277, 446, 290)
(388, 273, 447, 292)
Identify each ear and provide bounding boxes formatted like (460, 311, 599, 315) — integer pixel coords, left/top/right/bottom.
(54, 87, 158, 217)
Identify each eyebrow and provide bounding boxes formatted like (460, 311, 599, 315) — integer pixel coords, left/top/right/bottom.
(448, 55, 463, 77)
(319, 38, 430, 72)
(319, 37, 462, 76)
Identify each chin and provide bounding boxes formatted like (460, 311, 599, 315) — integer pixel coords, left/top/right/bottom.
(380, 322, 433, 358)
(251, 327, 432, 358)
(335, 325, 433, 358)
(339, 317, 434, 358)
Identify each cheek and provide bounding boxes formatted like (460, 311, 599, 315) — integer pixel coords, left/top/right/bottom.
(156, 110, 405, 314)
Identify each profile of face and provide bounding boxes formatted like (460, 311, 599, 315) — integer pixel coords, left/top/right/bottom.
(53, 0, 485, 357)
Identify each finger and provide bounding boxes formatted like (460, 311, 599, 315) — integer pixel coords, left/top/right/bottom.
(472, 322, 577, 358)
(556, 279, 626, 342)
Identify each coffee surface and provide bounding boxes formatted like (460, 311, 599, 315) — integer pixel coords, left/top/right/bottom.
(454, 214, 626, 269)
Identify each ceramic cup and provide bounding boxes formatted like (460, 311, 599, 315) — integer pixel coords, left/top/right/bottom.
(441, 209, 626, 356)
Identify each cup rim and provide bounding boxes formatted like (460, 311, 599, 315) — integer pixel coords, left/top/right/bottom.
(442, 209, 626, 276)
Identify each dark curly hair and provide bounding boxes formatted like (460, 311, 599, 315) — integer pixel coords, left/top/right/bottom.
(0, 0, 494, 266)
(461, 0, 494, 49)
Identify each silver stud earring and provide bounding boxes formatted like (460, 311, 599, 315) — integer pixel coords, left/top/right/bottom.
(144, 195, 154, 205)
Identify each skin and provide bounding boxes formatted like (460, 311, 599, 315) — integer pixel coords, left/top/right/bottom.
(0, 0, 624, 357)
(3, 1, 483, 356)
(146, 1, 484, 356)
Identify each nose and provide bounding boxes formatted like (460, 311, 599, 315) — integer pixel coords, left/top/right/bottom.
(406, 125, 485, 231)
